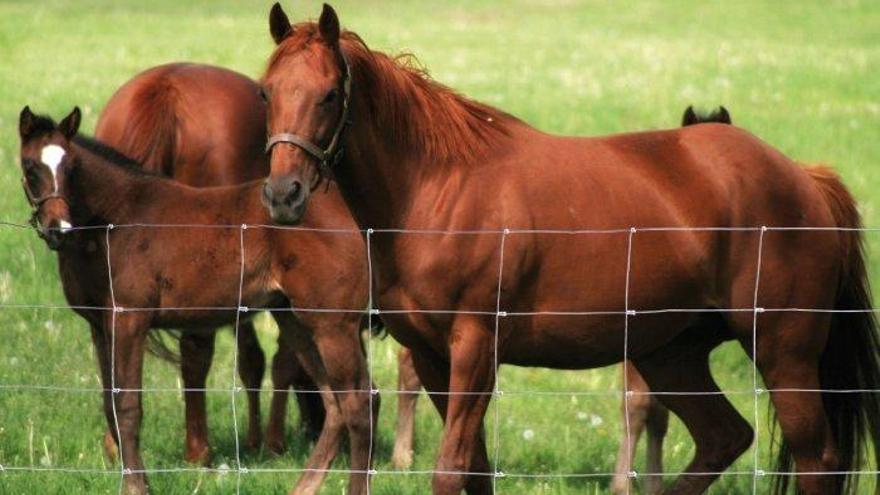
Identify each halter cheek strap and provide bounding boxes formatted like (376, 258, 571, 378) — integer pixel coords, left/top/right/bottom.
(265, 50, 353, 179)
(21, 177, 68, 235)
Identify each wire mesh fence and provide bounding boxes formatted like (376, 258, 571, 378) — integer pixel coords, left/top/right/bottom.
(0, 220, 878, 494)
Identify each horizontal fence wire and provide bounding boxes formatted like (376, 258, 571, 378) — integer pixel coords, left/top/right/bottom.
(2, 219, 880, 488)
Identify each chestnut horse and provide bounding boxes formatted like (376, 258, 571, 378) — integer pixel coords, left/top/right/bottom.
(18, 107, 374, 495)
(95, 62, 324, 463)
(260, 5, 880, 494)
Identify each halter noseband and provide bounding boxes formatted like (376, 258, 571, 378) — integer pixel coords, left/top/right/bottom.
(21, 177, 68, 236)
(265, 51, 353, 179)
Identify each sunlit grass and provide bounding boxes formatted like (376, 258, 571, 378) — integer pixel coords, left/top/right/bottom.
(0, 0, 878, 493)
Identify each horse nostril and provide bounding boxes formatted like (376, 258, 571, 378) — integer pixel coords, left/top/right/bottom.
(284, 181, 304, 207)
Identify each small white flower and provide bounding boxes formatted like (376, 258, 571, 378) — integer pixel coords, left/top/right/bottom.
(522, 429, 534, 441)
(589, 414, 603, 427)
(217, 462, 230, 475)
(576, 411, 588, 421)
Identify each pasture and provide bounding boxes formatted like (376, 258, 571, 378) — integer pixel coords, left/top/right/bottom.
(0, 0, 878, 493)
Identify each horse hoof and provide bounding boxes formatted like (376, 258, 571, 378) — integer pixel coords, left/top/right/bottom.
(121, 478, 148, 495)
(102, 430, 118, 463)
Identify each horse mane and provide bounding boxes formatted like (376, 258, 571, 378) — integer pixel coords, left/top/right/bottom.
(72, 135, 157, 177)
(267, 24, 519, 165)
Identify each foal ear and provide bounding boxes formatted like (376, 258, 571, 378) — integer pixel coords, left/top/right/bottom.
(269, 2, 293, 44)
(717, 106, 732, 125)
(318, 3, 340, 46)
(681, 105, 698, 127)
(19, 105, 36, 139)
(58, 107, 81, 139)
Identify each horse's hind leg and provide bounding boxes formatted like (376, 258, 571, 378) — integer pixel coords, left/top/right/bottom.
(611, 362, 646, 495)
(632, 320, 753, 495)
(612, 361, 663, 495)
(235, 320, 266, 450)
(743, 310, 838, 494)
(644, 391, 669, 494)
(392, 346, 421, 470)
(179, 331, 216, 464)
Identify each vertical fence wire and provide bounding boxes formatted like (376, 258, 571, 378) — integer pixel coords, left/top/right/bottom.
(104, 224, 125, 495)
(492, 229, 509, 490)
(752, 226, 767, 493)
(623, 227, 636, 492)
(366, 227, 376, 493)
(230, 224, 248, 494)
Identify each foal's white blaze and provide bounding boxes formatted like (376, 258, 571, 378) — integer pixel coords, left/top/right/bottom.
(40, 144, 65, 192)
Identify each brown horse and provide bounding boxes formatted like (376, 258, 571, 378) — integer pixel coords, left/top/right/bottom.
(95, 62, 324, 461)
(260, 5, 880, 494)
(18, 107, 374, 495)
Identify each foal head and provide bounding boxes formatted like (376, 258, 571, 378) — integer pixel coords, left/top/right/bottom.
(18, 106, 81, 250)
(261, 3, 350, 224)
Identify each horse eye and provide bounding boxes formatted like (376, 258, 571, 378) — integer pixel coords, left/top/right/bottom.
(321, 89, 338, 105)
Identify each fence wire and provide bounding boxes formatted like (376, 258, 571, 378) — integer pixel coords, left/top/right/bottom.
(1, 220, 878, 492)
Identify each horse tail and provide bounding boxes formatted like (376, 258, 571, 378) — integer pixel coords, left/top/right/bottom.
(112, 72, 180, 176)
(774, 166, 880, 494)
(146, 330, 181, 364)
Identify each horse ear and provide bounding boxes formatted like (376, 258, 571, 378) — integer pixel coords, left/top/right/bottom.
(318, 3, 340, 46)
(681, 105, 698, 127)
(269, 2, 293, 44)
(58, 107, 81, 139)
(718, 106, 732, 124)
(19, 106, 35, 139)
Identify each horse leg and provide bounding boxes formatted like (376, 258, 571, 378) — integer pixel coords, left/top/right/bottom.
(611, 361, 650, 495)
(270, 312, 347, 495)
(644, 391, 669, 495)
(266, 332, 295, 455)
(429, 316, 495, 495)
(235, 320, 266, 450)
(287, 311, 374, 495)
(745, 311, 838, 494)
(90, 323, 119, 463)
(632, 321, 753, 495)
(179, 331, 215, 464)
(392, 346, 421, 470)
(266, 327, 325, 454)
(107, 311, 151, 495)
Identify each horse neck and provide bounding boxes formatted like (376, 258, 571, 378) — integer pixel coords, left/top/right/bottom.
(70, 143, 148, 223)
(339, 60, 516, 230)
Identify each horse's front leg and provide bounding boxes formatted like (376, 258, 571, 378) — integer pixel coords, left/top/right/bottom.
(433, 316, 495, 495)
(179, 331, 215, 464)
(89, 323, 120, 463)
(392, 346, 421, 470)
(106, 311, 151, 495)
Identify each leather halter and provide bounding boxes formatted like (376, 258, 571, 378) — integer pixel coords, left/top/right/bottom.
(21, 177, 68, 235)
(265, 51, 353, 179)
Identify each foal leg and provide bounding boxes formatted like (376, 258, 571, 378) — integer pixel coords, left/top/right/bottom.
(90, 323, 120, 463)
(235, 320, 266, 450)
(179, 331, 215, 464)
(392, 346, 422, 470)
(611, 361, 651, 495)
(291, 311, 374, 495)
(271, 312, 348, 495)
(266, 330, 326, 454)
(106, 311, 151, 495)
(632, 323, 752, 495)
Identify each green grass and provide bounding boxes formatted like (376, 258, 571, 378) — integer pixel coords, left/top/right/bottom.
(0, 0, 878, 493)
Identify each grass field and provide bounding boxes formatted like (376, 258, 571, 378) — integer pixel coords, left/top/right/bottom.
(0, 0, 878, 493)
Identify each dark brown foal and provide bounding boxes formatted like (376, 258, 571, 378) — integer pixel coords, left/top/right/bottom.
(95, 62, 324, 461)
(19, 107, 374, 495)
